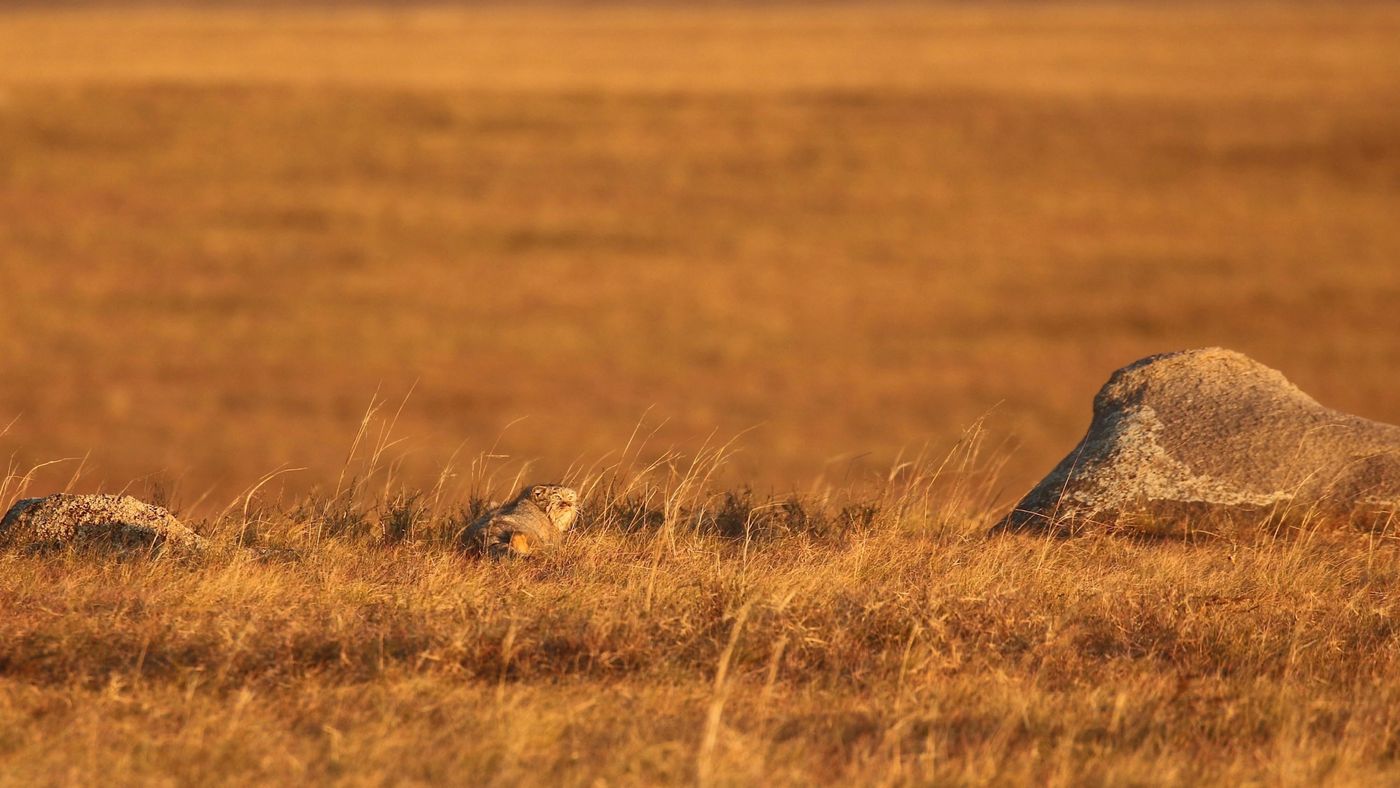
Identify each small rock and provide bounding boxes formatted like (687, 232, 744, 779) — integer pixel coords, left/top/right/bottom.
(993, 348, 1400, 535)
(0, 494, 205, 551)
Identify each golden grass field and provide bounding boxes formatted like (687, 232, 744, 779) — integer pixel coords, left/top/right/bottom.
(2, 2, 1400, 784)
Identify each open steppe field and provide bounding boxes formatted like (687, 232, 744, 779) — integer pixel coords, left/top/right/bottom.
(2, 2, 1400, 501)
(3, 2, 1400, 784)
(5, 451, 1400, 785)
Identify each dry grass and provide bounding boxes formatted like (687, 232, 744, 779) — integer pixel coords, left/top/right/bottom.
(3, 439, 1400, 785)
(3, 2, 1400, 784)
(1, 3, 1399, 502)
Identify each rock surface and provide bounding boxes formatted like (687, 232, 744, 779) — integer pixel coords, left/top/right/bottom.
(993, 348, 1400, 535)
(0, 494, 205, 550)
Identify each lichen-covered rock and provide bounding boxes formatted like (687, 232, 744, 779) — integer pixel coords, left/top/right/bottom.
(0, 494, 205, 550)
(993, 348, 1400, 535)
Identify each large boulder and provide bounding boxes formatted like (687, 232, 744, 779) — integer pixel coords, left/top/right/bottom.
(993, 348, 1400, 535)
(0, 494, 205, 550)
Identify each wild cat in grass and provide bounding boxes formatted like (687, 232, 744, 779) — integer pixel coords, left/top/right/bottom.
(464, 484, 579, 558)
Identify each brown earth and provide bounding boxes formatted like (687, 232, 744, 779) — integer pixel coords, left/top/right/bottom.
(4, 6, 1400, 784)
(0, 3, 1398, 513)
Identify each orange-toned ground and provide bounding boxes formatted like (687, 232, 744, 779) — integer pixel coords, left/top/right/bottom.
(3, 4, 1398, 510)
(4, 6, 1400, 785)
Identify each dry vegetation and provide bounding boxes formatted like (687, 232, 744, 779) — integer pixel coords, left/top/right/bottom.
(1, 3, 1399, 499)
(4, 434, 1400, 785)
(3, 2, 1400, 785)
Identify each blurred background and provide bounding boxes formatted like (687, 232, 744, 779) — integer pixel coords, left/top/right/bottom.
(1, 3, 1397, 512)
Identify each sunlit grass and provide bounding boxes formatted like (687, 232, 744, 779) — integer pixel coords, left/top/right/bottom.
(2, 421, 1399, 784)
(0, 4, 1398, 504)
(2, 4, 1400, 782)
